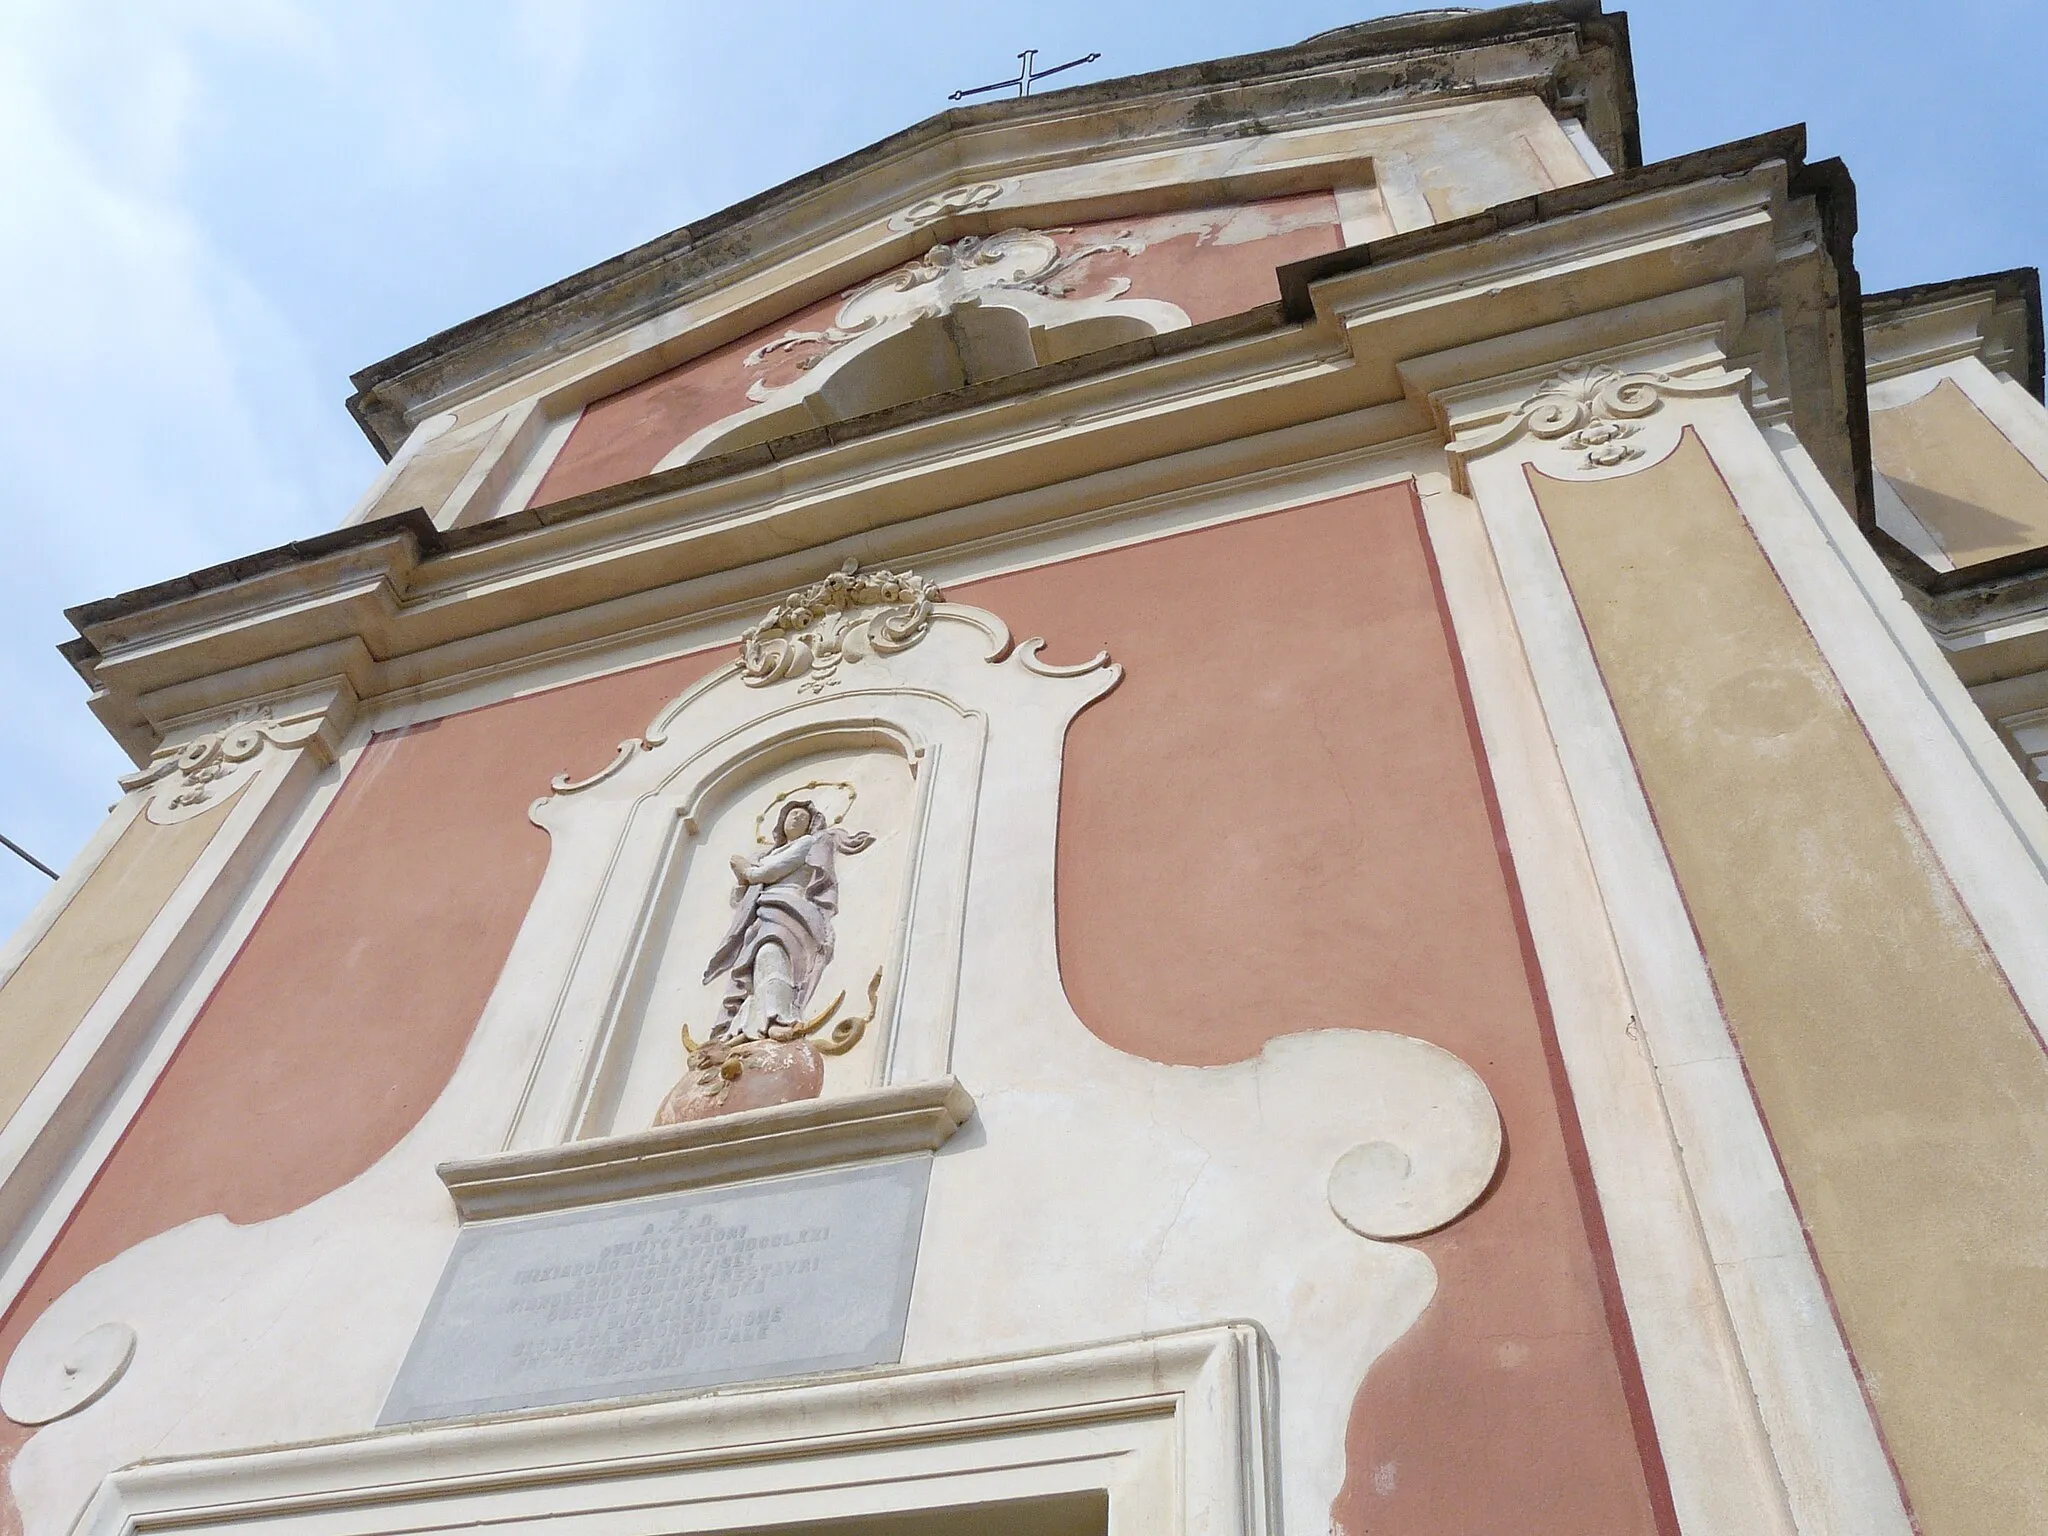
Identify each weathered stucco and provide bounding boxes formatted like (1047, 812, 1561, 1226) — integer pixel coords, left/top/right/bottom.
(22, 1, 2042, 1514)
(1872, 377, 2048, 565)
(530, 195, 1341, 507)
(1535, 428, 2048, 1535)
(0, 798, 236, 1132)
(963, 487, 1668, 1536)
(3, 493, 1667, 1535)
(0, 652, 726, 1439)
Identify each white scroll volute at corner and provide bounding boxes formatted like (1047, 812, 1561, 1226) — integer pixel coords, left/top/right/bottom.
(1326, 1042, 1502, 1241)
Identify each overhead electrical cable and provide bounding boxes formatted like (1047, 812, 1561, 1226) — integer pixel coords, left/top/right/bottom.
(1, 831, 57, 880)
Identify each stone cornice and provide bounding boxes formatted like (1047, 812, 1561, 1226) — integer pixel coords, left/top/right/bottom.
(1883, 538, 2048, 688)
(1861, 268, 2042, 398)
(343, 2, 1635, 456)
(1276, 125, 1829, 323)
(76, 1325, 1274, 1536)
(68, 133, 1849, 768)
(436, 1077, 976, 1222)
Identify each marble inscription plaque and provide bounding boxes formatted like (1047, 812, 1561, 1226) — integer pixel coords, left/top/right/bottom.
(381, 1157, 930, 1424)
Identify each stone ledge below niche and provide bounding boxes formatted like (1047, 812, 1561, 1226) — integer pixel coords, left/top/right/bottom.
(439, 1077, 976, 1221)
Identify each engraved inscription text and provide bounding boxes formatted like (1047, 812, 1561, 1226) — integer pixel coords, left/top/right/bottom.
(380, 1158, 929, 1424)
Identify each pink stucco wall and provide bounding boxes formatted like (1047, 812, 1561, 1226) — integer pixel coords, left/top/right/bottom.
(2, 485, 1671, 1535)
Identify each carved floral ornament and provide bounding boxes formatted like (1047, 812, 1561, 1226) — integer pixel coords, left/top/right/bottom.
(121, 705, 326, 824)
(547, 567, 1107, 801)
(740, 560, 941, 693)
(739, 227, 1146, 397)
(1451, 361, 1749, 477)
(1519, 365, 1666, 468)
(645, 222, 1186, 473)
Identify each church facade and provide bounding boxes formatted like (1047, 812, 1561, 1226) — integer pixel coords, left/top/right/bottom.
(6, 5, 2048, 1532)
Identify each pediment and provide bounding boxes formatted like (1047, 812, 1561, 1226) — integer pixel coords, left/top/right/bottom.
(524, 208, 1329, 505)
(344, 7, 1635, 462)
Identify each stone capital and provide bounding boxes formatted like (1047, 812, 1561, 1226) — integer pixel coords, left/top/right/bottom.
(1400, 315, 1750, 493)
(120, 682, 359, 824)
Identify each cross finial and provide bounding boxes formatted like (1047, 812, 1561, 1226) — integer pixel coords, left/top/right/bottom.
(948, 48, 1101, 102)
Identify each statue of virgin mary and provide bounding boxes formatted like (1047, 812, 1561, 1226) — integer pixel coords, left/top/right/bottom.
(702, 798, 873, 1041)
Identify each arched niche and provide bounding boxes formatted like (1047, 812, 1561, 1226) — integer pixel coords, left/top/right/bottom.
(495, 600, 1118, 1153)
(654, 230, 1189, 470)
(616, 732, 919, 1127)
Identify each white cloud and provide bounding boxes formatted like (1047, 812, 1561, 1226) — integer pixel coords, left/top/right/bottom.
(0, 1, 370, 935)
(0, 0, 2037, 945)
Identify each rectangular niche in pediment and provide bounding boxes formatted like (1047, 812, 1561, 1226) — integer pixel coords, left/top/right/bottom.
(596, 743, 918, 1137)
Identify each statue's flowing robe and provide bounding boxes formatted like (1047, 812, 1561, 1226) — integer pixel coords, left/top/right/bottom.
(703, 826, 868, 1038)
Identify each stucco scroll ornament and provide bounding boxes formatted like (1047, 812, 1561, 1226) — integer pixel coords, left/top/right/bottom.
(1518, 364, 1666, 468)
(858, 228, 1146, 304)
(120, 705, 323, 825)
(656, 788, 881, 1125)
(740, 559, 941, 693)
(742, 228, 1147, 388)
(1478, 362, 1746, 477)
(889, 178, 1012, 231)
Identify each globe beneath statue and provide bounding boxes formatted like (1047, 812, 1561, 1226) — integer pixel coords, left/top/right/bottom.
(653, 1036, 825, 1125)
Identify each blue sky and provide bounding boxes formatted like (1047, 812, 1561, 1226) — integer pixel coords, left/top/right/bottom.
(2, 0, 2043, 938)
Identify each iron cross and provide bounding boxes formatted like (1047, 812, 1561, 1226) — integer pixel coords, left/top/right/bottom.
(949, 49, 1102, 102)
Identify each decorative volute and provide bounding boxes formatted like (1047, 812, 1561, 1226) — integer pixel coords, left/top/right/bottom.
(119, 692, 353, 824)
(738, 561, 942, 694)
(1429, 346, 1752, 491)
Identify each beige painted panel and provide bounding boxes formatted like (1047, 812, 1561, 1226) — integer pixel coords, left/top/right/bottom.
(0, 798, 233, 1130)
(1533, 429, 2048, 1535)
(1872, 377, 2048, 564)
(365, 420, 494, 523)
